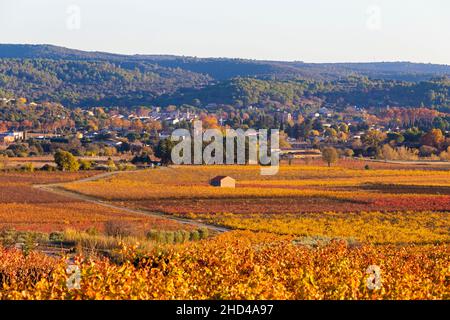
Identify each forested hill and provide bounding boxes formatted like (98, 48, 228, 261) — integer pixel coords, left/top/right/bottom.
(0, 44, 449, 109)
(156, 77, 450, 112)
(1, 44, 450, 81)
(0, 58, 211, 107)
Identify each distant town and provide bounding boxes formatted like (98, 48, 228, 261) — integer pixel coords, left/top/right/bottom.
(0, 96, 449, 171)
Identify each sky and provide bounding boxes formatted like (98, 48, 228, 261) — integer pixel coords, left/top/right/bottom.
(0, 0, 449, 64)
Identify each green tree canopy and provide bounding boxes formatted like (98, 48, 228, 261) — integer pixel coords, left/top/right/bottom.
(54, 150, 80, 172)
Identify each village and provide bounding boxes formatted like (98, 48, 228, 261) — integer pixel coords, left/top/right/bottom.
(0, 96, 450, 171)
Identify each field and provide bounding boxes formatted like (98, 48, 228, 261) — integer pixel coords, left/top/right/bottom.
(1, 231, 448, 300)
(60, 162, 450, 245)
(0, 171, 191, 233)
(63, 161, 450, 217)
(0, 160, 449, 300)
(189, 211, 449, 244)
(2, 156, 131, 170)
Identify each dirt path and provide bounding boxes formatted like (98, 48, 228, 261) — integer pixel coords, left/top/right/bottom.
(34, 169, 230, 233)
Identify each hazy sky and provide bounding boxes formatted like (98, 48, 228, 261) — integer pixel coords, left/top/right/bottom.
(0, 0, 449, 64)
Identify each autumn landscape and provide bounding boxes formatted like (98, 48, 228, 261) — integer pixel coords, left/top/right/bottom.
(0, 157, 448, 300)
(0, 1, 449, 311)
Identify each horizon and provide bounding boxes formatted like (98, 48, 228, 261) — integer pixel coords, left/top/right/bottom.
(3, 42, 450, 67)
(1, 0, 449, 65)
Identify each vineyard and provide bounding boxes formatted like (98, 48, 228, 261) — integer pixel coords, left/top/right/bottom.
(63, 163, 450, 215)
(0, 171, 190, 233)
(186, 211, 450, 244)
(0, 231, 448, 300)
(0, 161, 449, 300)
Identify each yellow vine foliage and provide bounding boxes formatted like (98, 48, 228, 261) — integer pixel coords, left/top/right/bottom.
(62, 165, 450, 205)
(187, 211, 450, 244)
(1, 231, 448, 300)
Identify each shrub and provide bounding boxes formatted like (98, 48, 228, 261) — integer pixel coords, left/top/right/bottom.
(174, 231, 184, 243)
(181, 230, 191, 243)
(146, 230, 167, 243)
(439, 147, 450, 161)
(0, 155, 9, 170)
(396, 147, 419, 160)
(21, 234, 37, 256)
(147, 230, 195, 244)
(165, 232, 175, 244)
(0, 229, 18, 246)
(85, 227, 99, 236)
(21, 163, 34, 172)
(104, 221, 133, 238)
(78, 159, 92, 170)
(41, 164, 56, 171)
(156, 231, 165, 243)
(117, 163, 137, 171)
(49, 232, 64, 242)
(344, 148, 354, 158)
(380, 144, 397, 161)
(190, 230, 200, 241)
(106, 158, 117, 171)
(146, 230, 158, 241)
(198, 228, 209, 240)
(419, 145, 437, 157)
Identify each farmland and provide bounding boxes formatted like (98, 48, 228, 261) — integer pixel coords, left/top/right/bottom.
(188, 211, 450, 244)
(60, 161, 450, 245)
(1, 231, 448, 300)
(63, 161, 450, 217)
(0, 160, 449, 300)
(0, 171, 191, 233)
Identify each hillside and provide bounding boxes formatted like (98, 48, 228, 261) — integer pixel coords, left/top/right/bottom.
(157, 77, 450, 112)
(0, 58, 210, 107)
(1, 44, 450, 81)
(0, 44, 449, 109)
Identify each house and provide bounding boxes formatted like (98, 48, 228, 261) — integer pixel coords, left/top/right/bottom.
(0, 131, 24, 144)
(210, 176, 236, 188)
(0, 134, 15, 144)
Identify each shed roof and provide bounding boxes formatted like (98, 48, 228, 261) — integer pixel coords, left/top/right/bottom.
(210, 176, 234, 183)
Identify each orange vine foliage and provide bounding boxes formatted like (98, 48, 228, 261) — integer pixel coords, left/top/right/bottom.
(186, 211, 450, 244)
(1, 232, 448, 300)
(63, 165, 450, 214)
(0, 172, 189, 232)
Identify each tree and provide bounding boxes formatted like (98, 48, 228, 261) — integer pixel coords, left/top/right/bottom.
(419, 145, 437, 157)
(279, 131, 291, 148)
(439, 147, 450, 161)
(387, 132, 405, 145)
(78, 159, 92, 170)
(404, 127, 423, 143)
(362, 130, 387, 149)
(325, 128, 337, 138)
(380, 144, 397, 161)
(131, 152, 153, 165)
(343, 148, 354, 158)
(339, 123, 349, 133)
(0, 155, 9, 169)
(54, 150, 80, 172)
(322, 147, 338, 167)
(421, 129, 444, 148)
(312, 119, 323, 131)
(155, 139, 176, 165)
(106, 158, 117, 171)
